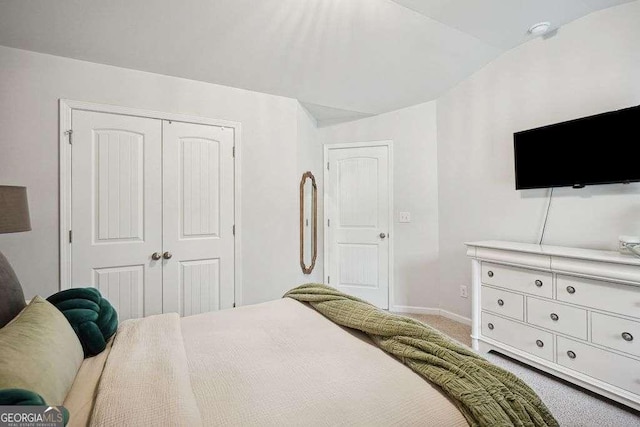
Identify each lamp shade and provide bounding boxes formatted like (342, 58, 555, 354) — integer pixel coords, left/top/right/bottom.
(0, 186, 31, 234)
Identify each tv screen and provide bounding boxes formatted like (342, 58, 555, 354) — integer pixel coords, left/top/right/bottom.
(514, 105, 640, 190)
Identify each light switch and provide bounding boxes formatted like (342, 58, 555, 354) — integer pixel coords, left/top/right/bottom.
(399, 212, 411, 223)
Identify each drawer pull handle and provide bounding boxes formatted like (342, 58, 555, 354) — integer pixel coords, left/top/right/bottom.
(488, 271, 494, 278)
(535, 280, 543, 287)
(550, 313, 559, 321)
(488, 323, 494, 330)
(567, 350, 576, 359)
(566, 286, 576, 294)
(497, 299, 504, 306)
(622, 332, 634, 342)
(536, 340, 544, 348)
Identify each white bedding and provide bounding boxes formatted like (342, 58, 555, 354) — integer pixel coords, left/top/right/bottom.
(81, 298, 466, 426)
(63, 339, 112, 427)
(90, 313, 202, 426)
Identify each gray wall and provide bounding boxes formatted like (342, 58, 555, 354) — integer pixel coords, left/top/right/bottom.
(0, 46, 304, 302)
(436, 2, 640, 318)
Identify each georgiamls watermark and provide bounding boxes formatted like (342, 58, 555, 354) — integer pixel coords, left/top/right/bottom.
(0, 406, 65, 427)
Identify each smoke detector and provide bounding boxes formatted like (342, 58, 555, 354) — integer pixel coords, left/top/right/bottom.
(528, 22, 551, 36)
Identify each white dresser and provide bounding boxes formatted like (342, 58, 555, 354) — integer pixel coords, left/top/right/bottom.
(466, 241, 640, 411)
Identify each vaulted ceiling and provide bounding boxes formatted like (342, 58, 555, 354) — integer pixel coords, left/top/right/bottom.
(0, 0, 633, 124)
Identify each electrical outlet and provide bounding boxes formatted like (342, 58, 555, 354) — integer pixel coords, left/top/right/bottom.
(459, 285, 468, 298)
(399, 212, 411, 223)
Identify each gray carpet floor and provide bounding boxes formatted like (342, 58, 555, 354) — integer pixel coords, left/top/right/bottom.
(398, 313, 640, 427)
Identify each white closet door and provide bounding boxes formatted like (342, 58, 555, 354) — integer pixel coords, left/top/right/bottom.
(162, 121, 235, 315)
(327, 145, 390, 309)
(71, 110, 163, 320)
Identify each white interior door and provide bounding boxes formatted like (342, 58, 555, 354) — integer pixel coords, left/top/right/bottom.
(326, 144, 391, 309)
(162, 121, 235, 315)
(71, 110, 163, 320)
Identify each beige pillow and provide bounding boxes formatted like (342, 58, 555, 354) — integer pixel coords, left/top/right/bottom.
(0, 296, 84, 405)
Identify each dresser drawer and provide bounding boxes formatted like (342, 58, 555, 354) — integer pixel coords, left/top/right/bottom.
(526, 297, 587, 340)
(592, 312, 640, 358)
(481, 286, 524, 321)
(481, 312, 554, 361)
(557, 336, 640, 395)
(481, 263, 552, 298)
(557, 275, 640, 319)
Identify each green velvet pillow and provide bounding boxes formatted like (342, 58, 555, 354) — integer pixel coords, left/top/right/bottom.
(47, 288, 118, 357)
(0, 296, 84, 406)
(0, 389, 70, 425)
(0, 388, 46, 405)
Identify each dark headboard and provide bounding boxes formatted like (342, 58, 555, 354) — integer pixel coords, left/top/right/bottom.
(0, 252, 26, 328)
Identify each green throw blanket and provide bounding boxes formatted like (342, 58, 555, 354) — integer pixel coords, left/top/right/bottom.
(284, 284, 558, 427)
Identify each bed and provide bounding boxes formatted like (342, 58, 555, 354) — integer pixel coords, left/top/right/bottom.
(70, 298, 467, 426)
(0, 269, 557, 426)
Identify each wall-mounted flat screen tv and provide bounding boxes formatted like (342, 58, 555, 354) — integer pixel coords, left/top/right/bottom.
(514, 105, 640, 189)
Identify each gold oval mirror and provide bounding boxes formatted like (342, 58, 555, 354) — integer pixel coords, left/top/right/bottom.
(300, 171, 317, 274)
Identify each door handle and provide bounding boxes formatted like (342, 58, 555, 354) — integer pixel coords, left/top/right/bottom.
(151, 252, 162, 261)
(163, 251, 173, 260)
(379, 233, 387, 239)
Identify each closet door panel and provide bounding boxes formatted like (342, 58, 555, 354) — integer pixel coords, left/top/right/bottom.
(162, 121, 235, 315)
(71, 110, 163, 320)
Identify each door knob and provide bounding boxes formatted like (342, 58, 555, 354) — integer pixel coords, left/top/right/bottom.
(151, 252, 162, 261)
(163, 251, 172, 260)
(379, 233, 386, 239)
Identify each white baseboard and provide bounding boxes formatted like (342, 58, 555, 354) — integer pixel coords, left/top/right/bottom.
(439, 309, 472, 326)
(391, 305, 472, 326)
(391, 305, 440, 316)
